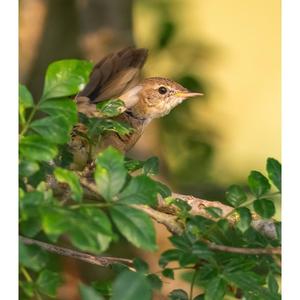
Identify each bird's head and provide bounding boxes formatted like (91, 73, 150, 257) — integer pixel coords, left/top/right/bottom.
(126, 77, 203, 120)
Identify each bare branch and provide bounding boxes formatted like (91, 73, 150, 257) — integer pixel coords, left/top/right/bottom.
(20, 236, 133, 268)
(206, 241, 281, 255)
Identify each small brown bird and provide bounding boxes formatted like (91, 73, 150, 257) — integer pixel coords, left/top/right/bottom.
(71, 47, 203, 169)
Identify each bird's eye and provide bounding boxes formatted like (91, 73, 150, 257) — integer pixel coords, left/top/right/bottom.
(158, 86, 168, 95)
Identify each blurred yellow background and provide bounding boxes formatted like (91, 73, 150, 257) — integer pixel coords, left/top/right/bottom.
(133, 0, 281, 185)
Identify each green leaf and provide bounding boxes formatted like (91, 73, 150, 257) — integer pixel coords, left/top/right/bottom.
(248, 171, 271, 197)
(36, 270, 62, 297)
(162, 268, 174, 279)
(42, 59, 93, 100)
(19, 84, 34, 108)
(118, 175, 158, 206)
(224, 271, 273, 299)
(40, 98, 77, 125)
(54, 167, 83, 202)
(159, 249, 183, 267)
(110, 206, 157, 251)
(30, 115, 71, 144)
(19, 161, 40, 177)
(143, 157, 159, 175)
(156, 181, 172, 198)
(96, 99, 126, 117)
(88, 119, 133, 137)
(19, 242, 49, 272)
(268, 273, 279, 295)
(168, 289, 188, 300)
(167, 198, 192, 213)
(20, 135, 58, 162)
(91, 281, 112, 297)
(95, 147, 127, 200)
(225, 185, 247, 207)
(79, 283, 104, 300)
(253, 199, 275, 219)
(19, 84, 34, 124)
(112, 271, 152, 300)
(204, 207, 222, 218)
(236, 207, 252, 233)
(147, 274, 162, 290)
(266, 158, 281, 192)
(42, 207, 113, 253)
(133, 258, 149, 273)
(204, 277, 225, 300)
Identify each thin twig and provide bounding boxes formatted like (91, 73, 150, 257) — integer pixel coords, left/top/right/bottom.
(20, 236, 134, 268)
(205, 241, 281, 255)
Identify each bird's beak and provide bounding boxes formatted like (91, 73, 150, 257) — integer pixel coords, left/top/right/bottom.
(176, 91, 204, 99)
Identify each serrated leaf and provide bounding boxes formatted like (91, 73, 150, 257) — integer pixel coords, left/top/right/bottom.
(96, 99, 126, 117)
(110, 206, 157, 251)
(169, 289, 188, 300)
(204, 277, 225, 300)
(42, 207, 113, 253)
(40, 98, 77, 125)
(79, 283, 104, 300)
(224, 271, 275, 299)
(20, 135, 58, 162)
(54, 167, 83, 202)
(36, 270, 62, 297)
(87, 118, 133, 139)
(118, 175, 158, 206)
(205, 207, 222, 218)
(248, 171, 271, 197)
(42, 59, 93, 100)
(266, 158, 281, 192)
(236, 207, 252, 233)
(159, 249, 183, 267)
(30, 115, 71, 144)
(143, 157, 159, 175)
(225, 185, 247, 207)
(19, 242, 49, 271)
(162, 268, 174, 279)
(95, 147, 127, 200)
(112, 271, 152, 300)
(156, 181, 172, 198)
(253, 199, 275, 219)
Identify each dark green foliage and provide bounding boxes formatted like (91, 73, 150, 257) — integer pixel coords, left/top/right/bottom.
(96, 99, 126, 117)
(266, 158, 281, 192)
(169, 289, 189, 300)
(19, 60, 281, 300)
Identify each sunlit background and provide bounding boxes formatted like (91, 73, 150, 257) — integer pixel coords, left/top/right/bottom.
(20, 0, 280, 298)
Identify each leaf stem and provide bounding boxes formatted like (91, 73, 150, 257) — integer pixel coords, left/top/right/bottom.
(19, 104, 39, 137)
(68, 203, 111, 209)
(189, 269, 198, 300)
(20, 266, 32, 282)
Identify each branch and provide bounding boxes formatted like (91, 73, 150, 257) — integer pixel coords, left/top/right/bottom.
(205, 241, 281, 255)
(47, 176, 278, 240)
(20, 236, 133, 268)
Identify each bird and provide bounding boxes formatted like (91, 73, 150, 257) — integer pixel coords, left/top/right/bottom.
(70, 47, 203, 170)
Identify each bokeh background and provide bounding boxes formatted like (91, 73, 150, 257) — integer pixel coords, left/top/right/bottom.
(19, 0, 280, 299)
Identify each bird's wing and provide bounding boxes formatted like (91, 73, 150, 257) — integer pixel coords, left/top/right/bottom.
(78, 47, 148, 103)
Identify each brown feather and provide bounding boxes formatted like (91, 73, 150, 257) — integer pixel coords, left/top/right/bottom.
(78, 47, 148, 103)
